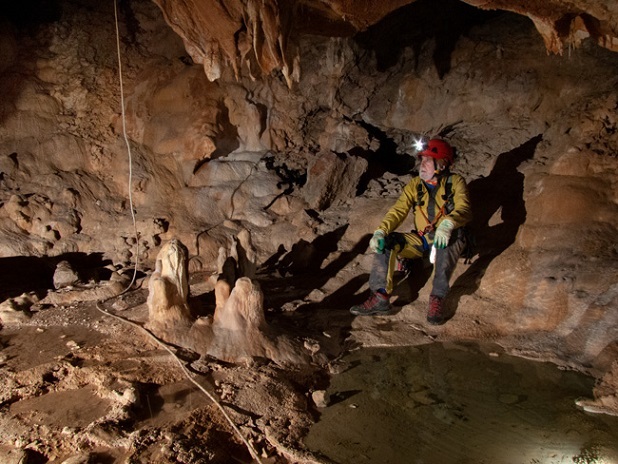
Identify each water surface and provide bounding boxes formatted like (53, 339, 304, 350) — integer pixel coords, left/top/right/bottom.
(305, 343, 618, 464)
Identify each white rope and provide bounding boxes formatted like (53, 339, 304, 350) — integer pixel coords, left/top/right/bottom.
(95, 299, 263, 463)
(108, 2, 264, 462)
(114, 0, 139, 292)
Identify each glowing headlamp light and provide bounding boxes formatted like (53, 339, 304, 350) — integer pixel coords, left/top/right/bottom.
(413, 138, 426, 152)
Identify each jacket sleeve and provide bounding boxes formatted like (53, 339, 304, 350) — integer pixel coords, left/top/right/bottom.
(377, 179, 417, 234)
(443, 174, 472, 229)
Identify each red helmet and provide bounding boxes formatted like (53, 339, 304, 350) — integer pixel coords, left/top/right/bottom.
(419, 139, 454, 165)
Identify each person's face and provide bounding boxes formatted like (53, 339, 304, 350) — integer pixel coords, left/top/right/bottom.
(419, 155, 436, 181)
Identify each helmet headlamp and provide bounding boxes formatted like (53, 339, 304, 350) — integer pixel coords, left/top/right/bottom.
(413, 138, 426, 152)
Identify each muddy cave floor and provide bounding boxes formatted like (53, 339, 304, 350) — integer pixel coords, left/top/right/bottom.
(0, 258, 598, 464)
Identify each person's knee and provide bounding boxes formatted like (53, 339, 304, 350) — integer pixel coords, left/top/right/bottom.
(384, 232, 407, 252)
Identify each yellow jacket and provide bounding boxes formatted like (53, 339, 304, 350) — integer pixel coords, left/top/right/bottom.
(378, 173, 472, 235)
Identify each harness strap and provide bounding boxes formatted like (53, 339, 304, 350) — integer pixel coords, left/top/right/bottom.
(418, 203, 447, 236)
(417, 175, 452, 236)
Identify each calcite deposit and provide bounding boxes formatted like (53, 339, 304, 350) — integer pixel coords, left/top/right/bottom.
(147, 237, 312, 365)
(152, 0, 618, 84)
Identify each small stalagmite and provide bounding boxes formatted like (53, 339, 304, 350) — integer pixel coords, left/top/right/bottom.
(148, 238, 311, 365)
(206, 277, 270, 363)
(146, 239, 193, 340)
(206, 276, 310, 365)
(213, 277, 266, 331)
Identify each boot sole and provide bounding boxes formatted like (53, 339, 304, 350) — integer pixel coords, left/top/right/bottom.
(350, 306, 393, 316)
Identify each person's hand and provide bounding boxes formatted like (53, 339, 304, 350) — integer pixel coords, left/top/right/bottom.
(369, 230, 386, 254)
(434, 219, 454, 249)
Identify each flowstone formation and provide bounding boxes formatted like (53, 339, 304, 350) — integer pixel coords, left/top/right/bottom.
(147, 238, 312, 365)
(152, 0, 618, 85)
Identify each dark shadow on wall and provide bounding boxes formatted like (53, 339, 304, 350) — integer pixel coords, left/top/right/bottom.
(0, 0, 61, 125)
(353, 121, 418, 196)
(0, 252, 114, 301)
(260, 225, 357, 285)
(192, 102, 241, 174)
(448, 134, 543, 311)
(257, 226, 370, 353)
(0, 0, 61, 27)
(354, 0, 500, 78)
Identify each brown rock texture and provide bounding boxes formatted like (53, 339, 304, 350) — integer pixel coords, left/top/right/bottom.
(146, 238, 193, 339)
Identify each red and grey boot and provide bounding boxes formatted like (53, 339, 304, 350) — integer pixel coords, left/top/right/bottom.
(427, 295, 447, 325)
(350, 291, 392, 316)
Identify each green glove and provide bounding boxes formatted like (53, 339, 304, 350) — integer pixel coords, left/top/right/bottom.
(369, 230, 386, 254)
(434, 219, 454, 249)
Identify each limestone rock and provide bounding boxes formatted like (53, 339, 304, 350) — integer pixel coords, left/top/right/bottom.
(206, 277, 308, 365)
(60, 455, 91, 464)
(301, 151, 368, 210)
(0, 294, 34, 324)
(40, 280, 129, 306)
(311, 390, 330, 408)
(152, 0, 618, 85)
(0, 447, 30, 464)
(146, 238, 308, 365)
(53, 260, 79, 289)
(212, 277, 267, 332)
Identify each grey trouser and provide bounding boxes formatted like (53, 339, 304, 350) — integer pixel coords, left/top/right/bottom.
(368, 230, 465, 297)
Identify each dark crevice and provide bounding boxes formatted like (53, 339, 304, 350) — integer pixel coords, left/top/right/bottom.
(119, 0, 141, 45)
(192, 103, 240, 174)
(0, 0, 61, 27)
(0, 252, 114, 301)
(354, 0, 501, 77)
(354, 121, 416, 196)
(262, 155, 307, 208)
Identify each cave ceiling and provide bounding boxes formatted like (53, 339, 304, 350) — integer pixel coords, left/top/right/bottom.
(152, 0, 618, 85)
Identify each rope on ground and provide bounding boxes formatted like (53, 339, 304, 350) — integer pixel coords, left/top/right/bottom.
(101, 2, 264, 462)
(95, 299, 264, 463)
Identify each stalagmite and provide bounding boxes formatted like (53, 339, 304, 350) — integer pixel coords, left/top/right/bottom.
(213, 277, 266, 331)
(207, 277, 269, 363)
(146, 239, 193, 339)
(147, 238, 310, 365)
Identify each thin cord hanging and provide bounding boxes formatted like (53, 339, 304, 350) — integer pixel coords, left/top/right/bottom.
(114, 0, 140, 291)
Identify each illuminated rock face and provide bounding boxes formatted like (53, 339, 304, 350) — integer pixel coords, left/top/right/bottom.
(147, 239, 193, 340)
(207, 277, 269, 363)
(204, 275, 310, 365)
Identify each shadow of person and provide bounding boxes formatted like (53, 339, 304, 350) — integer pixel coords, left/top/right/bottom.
(276, 225, 349, 277)
(257, 229, 372, 358)
(259, 225, 370, 309)
(447, 134, 543, 315)
(390, 257, 434, 310)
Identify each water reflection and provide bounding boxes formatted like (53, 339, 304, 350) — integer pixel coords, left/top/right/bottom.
(305, 343, 618, 464)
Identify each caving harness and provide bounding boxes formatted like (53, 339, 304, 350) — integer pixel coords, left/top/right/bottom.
(416, 175, 454, 236)
(391, 175, 476, 272)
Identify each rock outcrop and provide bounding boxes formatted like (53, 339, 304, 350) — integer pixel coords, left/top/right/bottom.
(146, 239, 193, 340)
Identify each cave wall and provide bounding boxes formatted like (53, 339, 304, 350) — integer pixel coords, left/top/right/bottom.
(0, 0, 617, 366)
